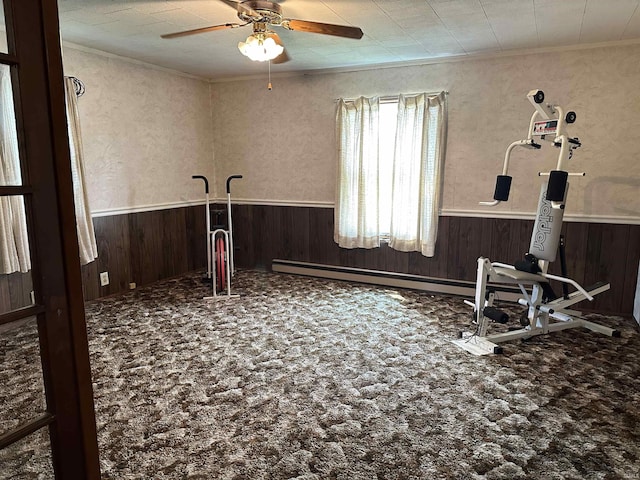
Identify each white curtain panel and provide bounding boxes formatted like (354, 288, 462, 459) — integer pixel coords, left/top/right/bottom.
(0, 67, 31, 274)
(334, 96, 381, 249)
(64, 77, 98, 265)
(389, 92, 447, 257)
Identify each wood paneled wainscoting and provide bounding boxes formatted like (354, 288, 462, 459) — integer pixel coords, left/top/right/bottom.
(67, 204, 639, 316)
(79, 206, 207, 301)
(230, 205, 639, 316)
(0, 271, 33, 314)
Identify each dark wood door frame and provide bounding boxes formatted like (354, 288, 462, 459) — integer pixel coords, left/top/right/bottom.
(0, 0, 100, 477)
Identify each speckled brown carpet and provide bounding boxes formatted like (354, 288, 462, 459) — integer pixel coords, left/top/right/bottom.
(1, 270, 639, 479)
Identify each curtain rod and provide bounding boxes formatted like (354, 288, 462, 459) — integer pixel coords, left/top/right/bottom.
(67, 76, 85, 97)
(335, 90, 448, 103)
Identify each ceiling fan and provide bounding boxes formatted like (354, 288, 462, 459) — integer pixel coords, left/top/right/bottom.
(161, 0, 364, 64)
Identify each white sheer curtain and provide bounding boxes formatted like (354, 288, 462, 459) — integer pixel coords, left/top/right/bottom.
(0, 73, 97, 274)
(389, 92, 447, 256)
(0, 66, 31, 274)
(64, 77, 98, 265)
(335, 91, 447, 256)
(334, 96, 381, 248)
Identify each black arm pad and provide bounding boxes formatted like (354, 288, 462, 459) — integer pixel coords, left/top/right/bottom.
(493, 175, 512, 202)
(546, 170, 568, 202)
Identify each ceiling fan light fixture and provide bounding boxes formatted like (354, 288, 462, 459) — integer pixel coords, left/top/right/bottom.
(238, 33, 284, 62)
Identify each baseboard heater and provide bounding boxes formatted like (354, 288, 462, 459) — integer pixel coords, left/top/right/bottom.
(272, 259, 522, 302)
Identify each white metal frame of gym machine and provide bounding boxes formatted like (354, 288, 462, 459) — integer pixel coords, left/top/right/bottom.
(452, 89, 620, 355)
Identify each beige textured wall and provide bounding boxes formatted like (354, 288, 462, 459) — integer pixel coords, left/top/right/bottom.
(211, 44, 640, 221)
(62, 47, 214, 213)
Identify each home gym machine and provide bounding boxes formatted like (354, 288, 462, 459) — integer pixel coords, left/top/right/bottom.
(452, 89, 620, 355)
(192, 174, 243, 299)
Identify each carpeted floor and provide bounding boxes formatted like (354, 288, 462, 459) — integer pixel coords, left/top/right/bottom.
(1, 270, 639, 479)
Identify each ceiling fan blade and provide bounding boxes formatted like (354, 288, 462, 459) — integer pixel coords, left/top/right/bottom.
(269, 31, 285, 46)
(272, 49, 290, 64)
(219, 0, 241, 9)
(267, 32, 290, 63)
(285, 19, 363, 39)
(237, 1, 263, 19)
(161, 23, 246, 39)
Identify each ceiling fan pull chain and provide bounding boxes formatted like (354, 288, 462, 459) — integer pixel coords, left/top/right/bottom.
(268, 60, 272, 90)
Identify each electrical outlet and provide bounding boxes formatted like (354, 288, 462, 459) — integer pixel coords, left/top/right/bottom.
(99, 271, 109, 286)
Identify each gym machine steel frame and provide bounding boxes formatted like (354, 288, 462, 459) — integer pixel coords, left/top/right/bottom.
(453, 90, 620, 355)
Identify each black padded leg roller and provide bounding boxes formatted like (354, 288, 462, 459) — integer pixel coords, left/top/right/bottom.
(493, 175, 512, 201)
(546, 170, 568, 202)
(483, 306, 509, 324)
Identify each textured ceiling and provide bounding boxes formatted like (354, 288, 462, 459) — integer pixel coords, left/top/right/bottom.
(57, 0, 640, 79)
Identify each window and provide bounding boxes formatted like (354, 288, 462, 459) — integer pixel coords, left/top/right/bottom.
(378, 100, 397, 236)
(335, 92, 448, 257)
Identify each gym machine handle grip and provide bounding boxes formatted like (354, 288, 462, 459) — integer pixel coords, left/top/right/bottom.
(192, 175, 209, 194)
(226, 175, 243, 193)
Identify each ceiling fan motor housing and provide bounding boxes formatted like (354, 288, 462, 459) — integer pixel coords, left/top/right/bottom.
(238, 1, 283, 24)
